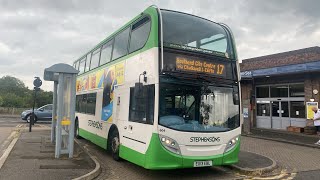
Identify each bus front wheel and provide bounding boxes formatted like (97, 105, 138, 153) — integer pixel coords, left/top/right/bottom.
(111, 130, 120, 161)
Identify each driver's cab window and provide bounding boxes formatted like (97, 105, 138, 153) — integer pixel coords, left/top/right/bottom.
(129, 84, 155, 124)
(164, 94, 195, 120)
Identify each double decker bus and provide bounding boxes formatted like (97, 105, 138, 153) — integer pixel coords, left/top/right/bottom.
(73, 6, 241, 169)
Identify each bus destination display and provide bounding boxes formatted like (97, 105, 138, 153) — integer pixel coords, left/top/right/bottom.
(176, 57, 225, 76)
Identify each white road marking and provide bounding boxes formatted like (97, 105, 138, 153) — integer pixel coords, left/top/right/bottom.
(0, 131, 20, 169)
(0, 131, 16, 153)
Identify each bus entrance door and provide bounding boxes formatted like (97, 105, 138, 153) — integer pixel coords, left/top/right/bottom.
(116, 84, 154, 164)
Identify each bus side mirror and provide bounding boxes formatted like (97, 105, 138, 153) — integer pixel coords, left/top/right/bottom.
(134, 83, 144, 98)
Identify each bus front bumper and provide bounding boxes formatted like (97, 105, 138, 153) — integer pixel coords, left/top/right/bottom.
(143, 133, 240, 169)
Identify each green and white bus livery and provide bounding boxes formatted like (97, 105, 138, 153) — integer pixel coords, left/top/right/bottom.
(73, 6, 241, 169)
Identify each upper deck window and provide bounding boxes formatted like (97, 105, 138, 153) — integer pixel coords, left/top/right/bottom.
(100, 40, 113, 65)
(90, 48, 101, 70)
(161, 10, 234, 59)
(129, 16, 151, 53)
(112, 28, 130, 60)
(79, 57, 86, 74)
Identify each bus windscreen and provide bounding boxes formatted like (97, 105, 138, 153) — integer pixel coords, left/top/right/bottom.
(161, 10, 234, 59)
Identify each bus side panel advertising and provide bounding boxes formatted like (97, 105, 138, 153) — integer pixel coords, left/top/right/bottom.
(101, 62, 125, 122)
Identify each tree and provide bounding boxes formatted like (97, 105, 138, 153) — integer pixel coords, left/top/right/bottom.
(36, 90, 53, 107)
(0, 76, 29, 96)
(0, 75, 53, 108)
(1, 93, 24, 107)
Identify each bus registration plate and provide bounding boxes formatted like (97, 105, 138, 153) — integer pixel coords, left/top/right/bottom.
(194, 160, 212, 167)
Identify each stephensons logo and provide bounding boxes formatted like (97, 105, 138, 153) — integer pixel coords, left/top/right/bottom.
(88, 120, 103, 130)
(190, 137, 220, 142)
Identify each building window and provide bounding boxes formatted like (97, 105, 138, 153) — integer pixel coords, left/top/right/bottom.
(129, 17, 151, 53)
(289, 84, 304, 97)
(257, 103, 270, 116)
(270, 85, 288, 97)
(112, 28, 130, 60)
(256, 86, 269, 98)
(129, 84, 155, 124)
(281, 101, 289, 117)
(290, 101, 305, 118)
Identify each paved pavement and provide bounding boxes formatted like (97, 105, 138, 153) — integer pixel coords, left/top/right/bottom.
(0, 117, 22, 158)
(241, 136, 320, 179)
(0, 125, 95, 180)
(247, 128, 320, 149)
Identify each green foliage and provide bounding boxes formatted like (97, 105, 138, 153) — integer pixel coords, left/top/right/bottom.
(36, 90, 53, 107)
(0, 75, 53, 108)
(0, 76, 29, 96)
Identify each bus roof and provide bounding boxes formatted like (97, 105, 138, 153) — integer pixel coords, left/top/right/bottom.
(73, 6, 157, 64)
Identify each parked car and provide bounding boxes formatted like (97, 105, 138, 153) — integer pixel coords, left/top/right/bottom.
(21, 104, 53, 123)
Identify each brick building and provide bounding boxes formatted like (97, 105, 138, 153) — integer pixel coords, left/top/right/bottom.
(240, 46, 320, 132)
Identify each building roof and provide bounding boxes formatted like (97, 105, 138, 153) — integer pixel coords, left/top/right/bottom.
(240, 46, 320, 71)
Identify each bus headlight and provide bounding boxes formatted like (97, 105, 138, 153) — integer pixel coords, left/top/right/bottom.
(159, 134, 181, 155)
(224, 136, 239, 153)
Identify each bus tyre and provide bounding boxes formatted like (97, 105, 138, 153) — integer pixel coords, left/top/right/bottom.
(111, 130, 120, 161)
(75, 119, 82, 139)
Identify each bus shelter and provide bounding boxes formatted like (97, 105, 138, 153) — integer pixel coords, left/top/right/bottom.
(43, 63, 78, 158)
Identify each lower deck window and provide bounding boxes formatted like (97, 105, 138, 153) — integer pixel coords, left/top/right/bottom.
(76, 93, 96, 115)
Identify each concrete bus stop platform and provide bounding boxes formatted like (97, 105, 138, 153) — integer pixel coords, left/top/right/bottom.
(0, 125, 99, 180)
(230, 151, 277, 175)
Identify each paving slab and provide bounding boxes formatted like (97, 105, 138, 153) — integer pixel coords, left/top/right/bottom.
(0, 127, 96, 180)
(241, 136, 320, 173)
(246, 128, 320, 149)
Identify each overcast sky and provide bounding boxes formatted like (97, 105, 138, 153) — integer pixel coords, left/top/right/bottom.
(0, 0, 319, 91)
